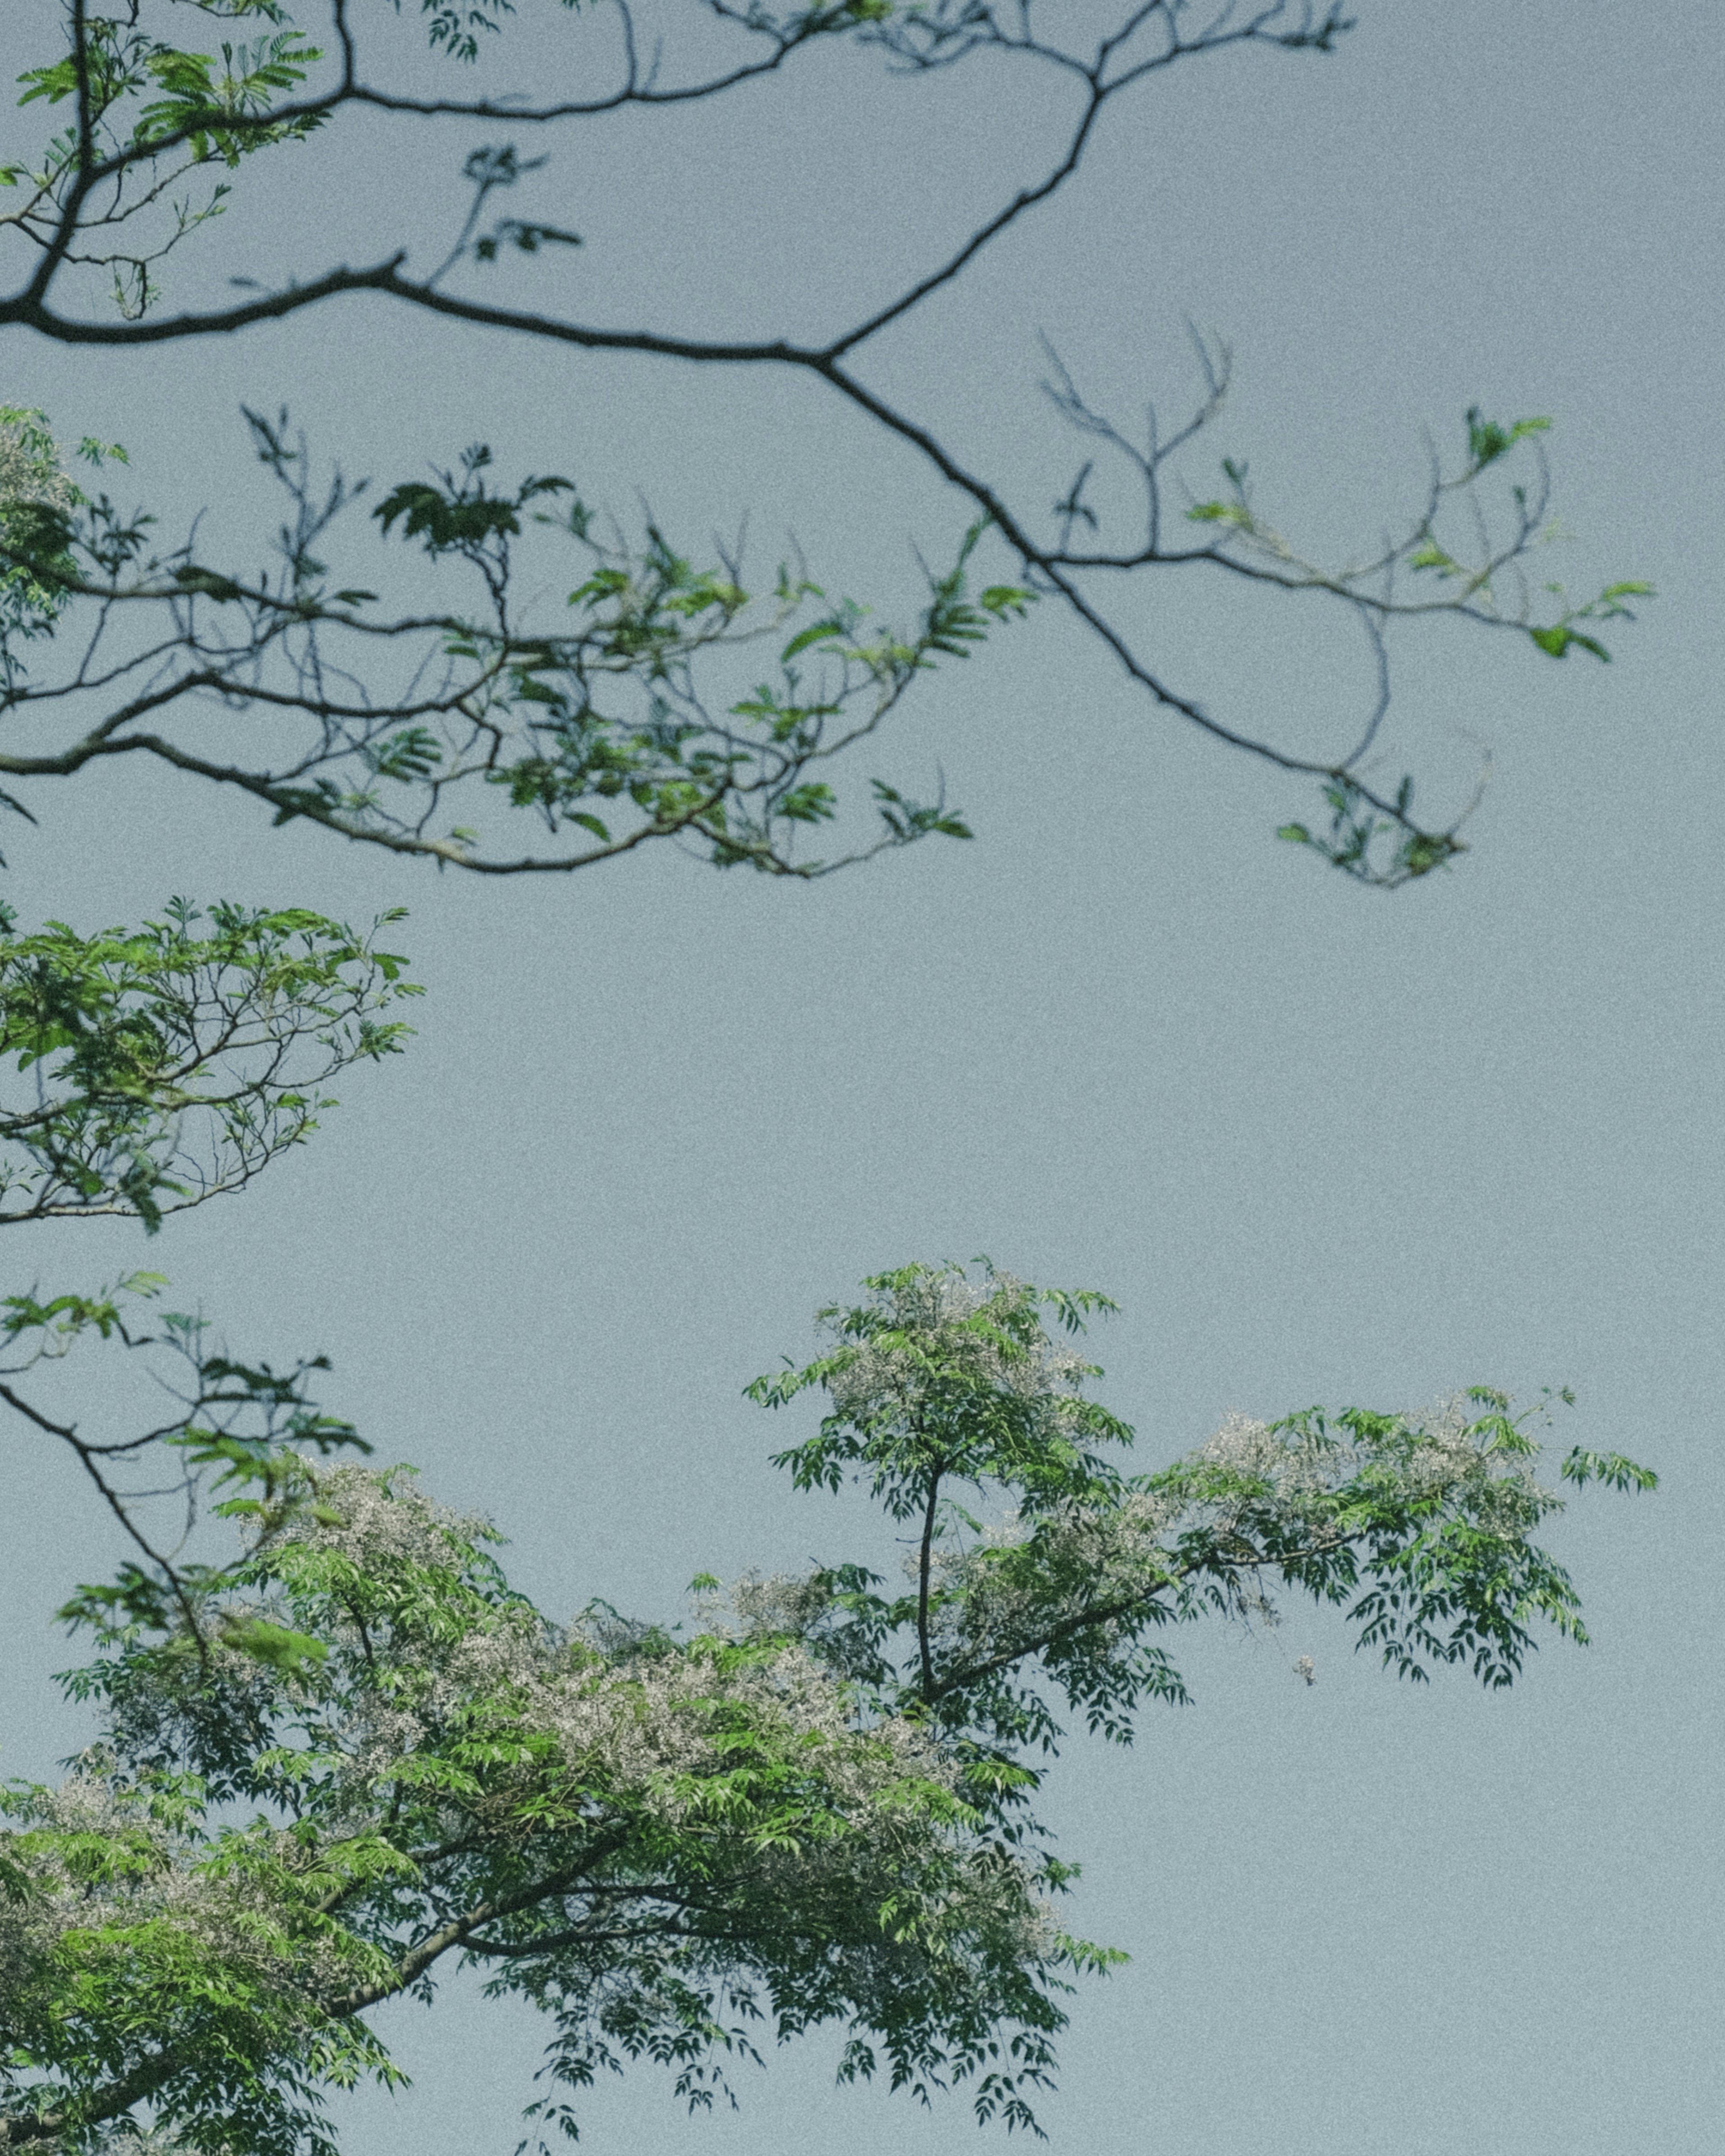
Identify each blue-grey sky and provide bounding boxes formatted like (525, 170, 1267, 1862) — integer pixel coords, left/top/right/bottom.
(4, 4, 1722, 2152)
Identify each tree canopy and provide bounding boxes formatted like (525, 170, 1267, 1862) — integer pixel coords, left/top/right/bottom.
(0, 1264, 1656, 2152)
(0, 5, 1664, 2150)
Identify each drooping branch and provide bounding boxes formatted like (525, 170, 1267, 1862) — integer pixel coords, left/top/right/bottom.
(3, 3, 1564, 885)
(1, 416, 1023, 873)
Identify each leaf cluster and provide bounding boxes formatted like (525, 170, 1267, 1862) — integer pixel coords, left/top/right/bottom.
(0, 899, 419, 1231)
(0, 892, 412, 1663)
(1, 415, 1027, 877)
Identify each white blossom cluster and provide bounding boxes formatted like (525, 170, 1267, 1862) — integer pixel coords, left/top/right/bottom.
(89, 2121, 209, 2156)
(1199, 1398, 1552, 1521)
(0, 413, 75, 516)
(919, 1484, 1182, 1676)
(1199, 1410, 1336, 1492)
(898, 1399, 1556, 1683)
(1401, 1399, 1557, 1532)
(825, 1269, 1097, 1435)
(0, 1769, 358, 2014)
(291, 1468, 955, 1831)
(90, 2128, 204, 2156)
(296, 1462, 492, 1572)
(712, 1568, 838, 1643)
(478, 1632, 950, 1822)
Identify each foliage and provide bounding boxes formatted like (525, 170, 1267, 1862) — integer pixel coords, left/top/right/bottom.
(0, 898, 417, 1229)
(747, 1267, 1656, 1749)
(0, 1264, 1654, 2151)
(0, 4, 1666, 2147)
(0, 406, 125, 640)
(0, 885, 413, 1655)
(0, 0, 1650, 885)
(0, 412, 1018, 876)
(2, 1264, 372, 1654)
(3, 1461, 1083, 2152)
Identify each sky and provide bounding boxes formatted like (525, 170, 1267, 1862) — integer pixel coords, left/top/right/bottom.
(3, 3, 1723, 2152)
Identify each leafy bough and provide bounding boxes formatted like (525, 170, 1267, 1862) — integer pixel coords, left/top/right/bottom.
(0, 1262, 1655, 2150)
(746, 1264, 1656, 1790)
(1038, 352, 1654, 885)
(0, 407, 1030, 877)
(0, 897, 417, 1229)
(1, 1462, 1093, 2152)
(0, 886, 416, 1648)
(1, 4, 1653, 887)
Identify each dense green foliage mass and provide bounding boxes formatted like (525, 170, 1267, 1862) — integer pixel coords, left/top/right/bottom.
(0, 1264, 1653, 2151)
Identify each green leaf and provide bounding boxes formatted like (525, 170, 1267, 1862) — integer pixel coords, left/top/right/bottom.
(218, 1614, 329, 1668)
(1559, 1447, 1659, 1493)
(1530, 625, 1610, 661)
(1408, 540, 1460, 576)
(781, 619, 846, 663)
(1466, 407, 1550, 470)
